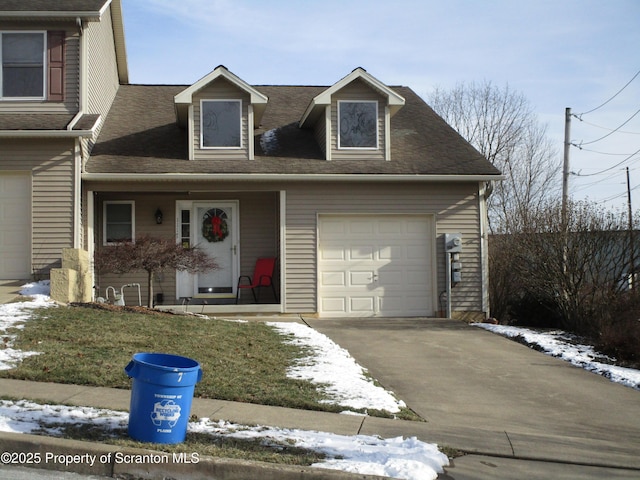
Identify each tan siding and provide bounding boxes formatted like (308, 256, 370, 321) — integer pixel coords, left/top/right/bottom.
(0, 138, 76, 277)
(313, 114, 327, 158)
(87, 180, 485, 315)
(0, 27, 79, 114)
(86, 5, 120, 150)
(284, 182, 483, 315)
(193, 79, 251, 161)
(93, 190, 278, 305)
(331, 79, 386, 161)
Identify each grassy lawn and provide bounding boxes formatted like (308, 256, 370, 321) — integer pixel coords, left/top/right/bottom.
(1, 304, 331, 411)
(0, 302, 426, 465)
(2, 303, 419, 420)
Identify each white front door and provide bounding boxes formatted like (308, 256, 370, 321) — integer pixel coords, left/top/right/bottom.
(176, 201, 239, 299)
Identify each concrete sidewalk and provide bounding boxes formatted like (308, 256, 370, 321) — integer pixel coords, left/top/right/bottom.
(0, 280, 25, 304)
(1, 377, 640, 479)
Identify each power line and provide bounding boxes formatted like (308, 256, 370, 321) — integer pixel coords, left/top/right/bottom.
(570, 146, 640, 177)
(570, 145, 639, 156)
(576, 106, 640, 146)
(572, 117, 640, 135)
(576, 68, 640, 116)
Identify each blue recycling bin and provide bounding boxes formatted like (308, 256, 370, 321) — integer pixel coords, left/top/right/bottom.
(125, 353, 202, 444)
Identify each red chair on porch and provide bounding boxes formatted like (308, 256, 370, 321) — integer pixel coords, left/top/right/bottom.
(235, 258, 277, 304)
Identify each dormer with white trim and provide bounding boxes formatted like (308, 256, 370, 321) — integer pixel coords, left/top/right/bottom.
(299, 68, 405, 161)
(174, 65, 268, 160)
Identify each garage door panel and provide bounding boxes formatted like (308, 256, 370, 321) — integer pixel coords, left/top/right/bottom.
(319, 215, 433, 317)
(350, 245, 374, 260)
(350, 270, 375, 286)
(321, 297, 347, 313)
(320, 246, 345, 261)
(350, 296, 375, 312)
(321, 271, 346, 287)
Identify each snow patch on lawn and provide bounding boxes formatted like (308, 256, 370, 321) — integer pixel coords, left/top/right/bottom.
(269, 321, 407, 414)
(0, 280, 53, 370)
(474, 323, 640, 390)
(0, 400, 448, 480)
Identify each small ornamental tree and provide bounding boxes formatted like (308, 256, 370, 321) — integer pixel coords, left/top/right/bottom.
(95, 235, 218, 307)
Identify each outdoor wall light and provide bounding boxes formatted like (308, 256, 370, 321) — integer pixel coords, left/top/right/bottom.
(155, 208, 163, 224)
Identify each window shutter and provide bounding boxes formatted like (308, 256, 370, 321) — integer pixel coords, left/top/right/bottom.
(47, 31, 65, 101)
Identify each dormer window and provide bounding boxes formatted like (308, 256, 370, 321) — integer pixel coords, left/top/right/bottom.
(201, 99, 242, 148)
(1, 31, 45, 99)
(338, 100, 378, 149)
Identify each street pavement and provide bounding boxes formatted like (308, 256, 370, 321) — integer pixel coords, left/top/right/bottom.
(1, 279, 639, 479)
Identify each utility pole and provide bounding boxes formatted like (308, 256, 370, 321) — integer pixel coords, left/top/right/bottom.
(562, 107, 571, 225)
(627, 167, 635, 288)
(562, 108, 572, 275)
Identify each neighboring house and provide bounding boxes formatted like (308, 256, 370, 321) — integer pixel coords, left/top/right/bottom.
(0, 1, 502, 319)
(0, 0, 126, 278)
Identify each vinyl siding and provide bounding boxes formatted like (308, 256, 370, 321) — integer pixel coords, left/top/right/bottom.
(192, 79, 251, 161)
(0, 27, 79, 114)
(87, 180, 486, 315)
(284, 181, 483, 315)
(0, 138, 76, 277)
(331, 79, 386, 161)
(92, 189, 278, 305)
(85, 4, 120, 151)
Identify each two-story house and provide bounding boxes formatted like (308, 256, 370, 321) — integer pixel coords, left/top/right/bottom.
(0, 0, 126, 279)
(0, 1, 502, 320)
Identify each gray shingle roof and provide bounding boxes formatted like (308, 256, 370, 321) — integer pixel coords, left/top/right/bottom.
(0, 0, 108, 13)
(87, 84, 500, 177)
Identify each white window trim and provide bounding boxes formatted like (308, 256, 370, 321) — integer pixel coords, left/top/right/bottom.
(0, 30, 47, 101)
(200, 99, 243, 149)
(337, 100, 379, 150)
(103, 201, 135, 246)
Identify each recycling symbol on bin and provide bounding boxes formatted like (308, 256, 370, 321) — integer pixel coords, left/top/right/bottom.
(150, 400, 181, 427)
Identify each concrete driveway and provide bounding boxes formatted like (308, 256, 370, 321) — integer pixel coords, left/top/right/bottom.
(304, 317, 640, 473)
(0, 280, 24, 304)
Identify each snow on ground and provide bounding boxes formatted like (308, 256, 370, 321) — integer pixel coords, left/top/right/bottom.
(0, 280, 53, 370)
(474, 323, 640, 390)
(0, 399, 447, 480)
(0, 283, 447, 480)
(268, 321, 406, 414)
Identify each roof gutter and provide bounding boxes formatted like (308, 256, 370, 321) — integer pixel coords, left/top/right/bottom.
(82, 173, 505, 183)
(0, 1, 111, 21)
(0, 130, 95, 139)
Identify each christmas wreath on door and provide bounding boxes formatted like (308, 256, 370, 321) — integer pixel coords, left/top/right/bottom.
(202, 208, 229, 243)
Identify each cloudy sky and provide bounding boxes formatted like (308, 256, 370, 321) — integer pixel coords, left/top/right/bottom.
(121, 0, 640, 212)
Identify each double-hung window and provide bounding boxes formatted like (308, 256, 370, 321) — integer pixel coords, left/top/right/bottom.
(338, 100, 378, 149)
(201, 99, 242, 148)
(1, 32, 46, 99)
(104, 201, 135, 245)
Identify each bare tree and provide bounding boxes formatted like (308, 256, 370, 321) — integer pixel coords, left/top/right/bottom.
(429, 81, 559, 233)
(95, 235, 218, 307)
(490, 199, 638, 335)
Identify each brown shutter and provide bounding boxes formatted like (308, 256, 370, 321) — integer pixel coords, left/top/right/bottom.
(47, 31, 65, 101)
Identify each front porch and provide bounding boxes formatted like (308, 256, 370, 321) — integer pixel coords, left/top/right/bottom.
(88, 187, 284, 313)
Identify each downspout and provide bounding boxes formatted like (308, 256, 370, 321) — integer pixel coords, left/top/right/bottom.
(67, 18, 86, 133)
(68, 19, 87, 259)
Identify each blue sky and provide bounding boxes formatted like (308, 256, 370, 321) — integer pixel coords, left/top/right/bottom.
(121, 0, 640, 212)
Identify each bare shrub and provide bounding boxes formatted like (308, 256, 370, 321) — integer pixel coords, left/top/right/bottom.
(94, 235, 218, 307)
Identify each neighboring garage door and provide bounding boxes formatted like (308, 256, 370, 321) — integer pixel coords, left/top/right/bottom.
(318, 214, 434, 317)
(0, 173, 31, 279)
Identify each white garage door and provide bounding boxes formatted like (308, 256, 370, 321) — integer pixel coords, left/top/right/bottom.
(318, 215, 434, 317)
(0, 173, 31, 279)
